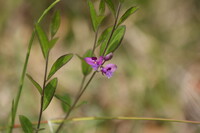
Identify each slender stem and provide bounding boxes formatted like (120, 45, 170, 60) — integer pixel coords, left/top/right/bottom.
(53, 116, 200, 125)
(7, 31, 35, 133)
(102, 3, 121, 56)
(78, 75, 86, 93)
(7, 1, 60, 132)
(36, 53, 49, 133)
(55, 72, 97, 133)
(91, 27, 99, 55)
(2, 116, 200, 131)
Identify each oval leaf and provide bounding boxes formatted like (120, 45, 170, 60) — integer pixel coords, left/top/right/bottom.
(35, 24, 49, 58)
(55, 94, 71, 112)
(43, 78, 58, 111)
(97, 26, 112, 47)
(117, 6, 139, 27)
(26, 74, 42, 95)
(81, 50, 93, 76)
(100, 25, 126, 55)
(50, 10, 61, 38)
(49, 37, 59, 50)
(88, 0, 98, 32)
(48, 54, 73, 80)
(105, 26, 126, 55)
(19, 115, 33, 133)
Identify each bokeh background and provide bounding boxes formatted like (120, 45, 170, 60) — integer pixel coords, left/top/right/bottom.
(0, 0, 200, 132)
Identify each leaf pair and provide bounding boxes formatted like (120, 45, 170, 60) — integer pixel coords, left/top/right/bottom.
(36, 25, 59, 59)
(88, 0, 105, 32)
(27, 75, 58, 111)
(27, 53, 73, 110)
(36, 11, 61, 59)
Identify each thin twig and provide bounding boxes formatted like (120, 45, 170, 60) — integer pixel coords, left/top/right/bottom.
(102, 3, 122, 56)
(2, 116, 200, 131)
(92, 27, 100, 55)
(36, 53, 49, 133)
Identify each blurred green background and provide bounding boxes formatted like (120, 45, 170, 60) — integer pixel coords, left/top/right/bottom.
(0, 0, 200, 132)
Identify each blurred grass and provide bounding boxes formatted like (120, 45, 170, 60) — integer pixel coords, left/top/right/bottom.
(0, 0, 200, 132)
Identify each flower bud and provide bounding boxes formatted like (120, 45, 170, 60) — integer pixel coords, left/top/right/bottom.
(104, 53, 113, 61)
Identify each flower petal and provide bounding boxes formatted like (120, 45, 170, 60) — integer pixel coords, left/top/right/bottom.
(97, 56, 104, 65)
(84, 57, 96, 66)
(101, 64, 117, 78)
(84, 56, 104, 71)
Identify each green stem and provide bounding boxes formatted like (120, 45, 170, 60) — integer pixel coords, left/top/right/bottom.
(102, 3, 121, 56)
(91, 27, 99, 55)
(55, 72, 97, 133)
(7, 0, 60, 132)
(78, 75, 86, 93)
(2, 116, 200, 131)
(36, 53, 49, 133)
(52, 116, 200, 125)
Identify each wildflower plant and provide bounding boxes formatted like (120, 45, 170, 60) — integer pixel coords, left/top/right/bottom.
(3, 0, 137, 131)
(4, 0, 200, 133)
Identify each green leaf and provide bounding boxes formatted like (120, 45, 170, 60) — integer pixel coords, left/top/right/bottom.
(35, 24, 49, 58)
(47, 54, 73, 80)
(117, 6, 139, 27)
(43, 78, 58, 111)
(81, 50, 93, 76)
(100, 25, 126, 55)
(88, 0, 105, 32)
(97, 26, 112, 47)
(99, 0, 106, 15)
(55, 94, 71, 112)
(50, 10, 61, 38)
(88, 0, 98, 31)
(26, 74, 42, 95)
(104, 0, 115, 16)
(19, 115, 33, 133)
(49, 37, 59, 50)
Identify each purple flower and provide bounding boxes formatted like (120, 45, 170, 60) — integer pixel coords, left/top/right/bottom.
(104, 53, 113, 61)
(84, 56, 104, 70)
(101, 64, 117, 78)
